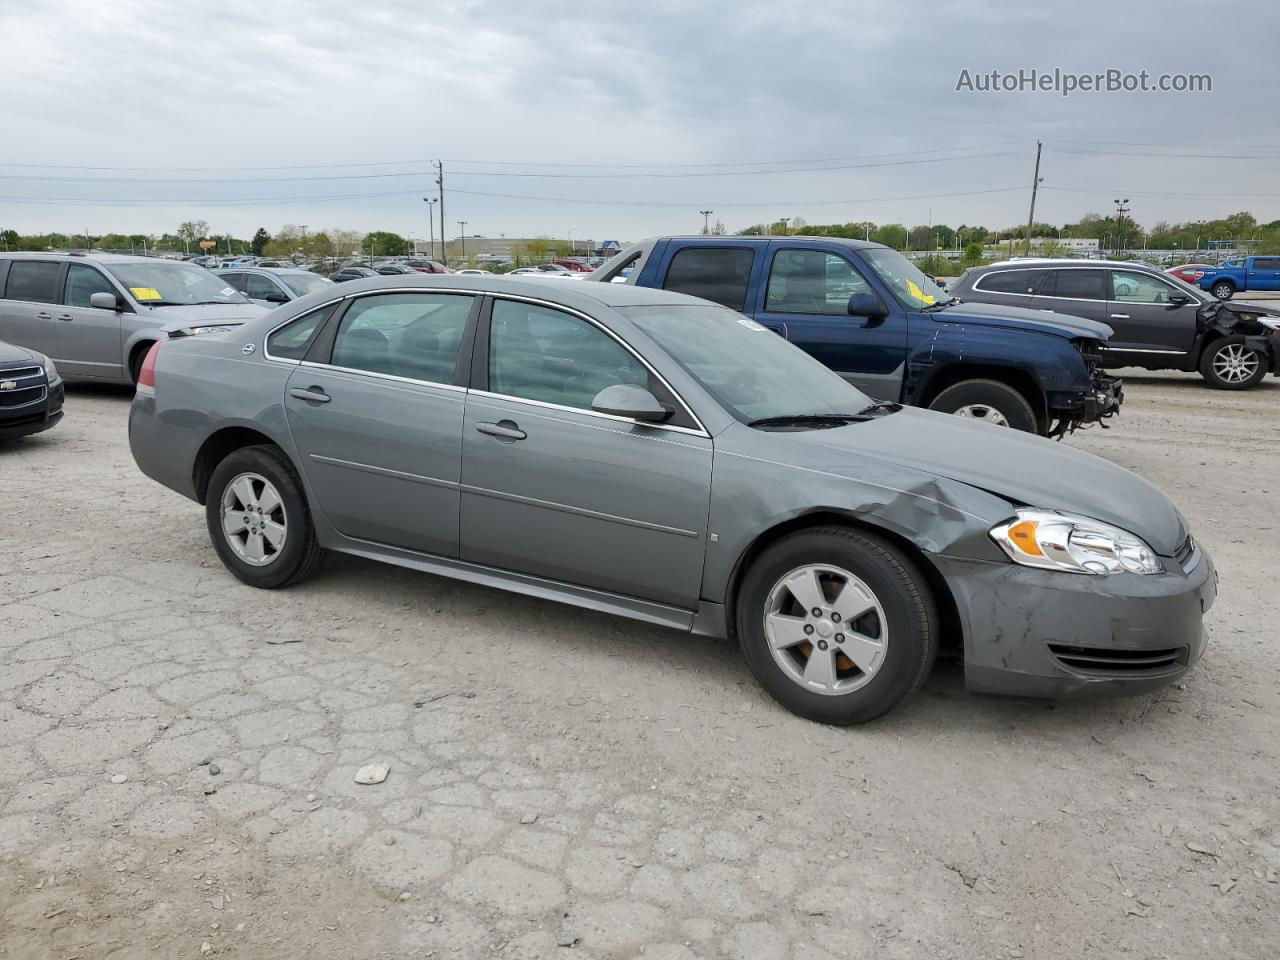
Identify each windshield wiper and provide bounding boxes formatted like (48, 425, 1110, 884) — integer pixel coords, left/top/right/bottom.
(922, 297, 960, 310)
(856, 400, 901, 416)
(189, 299, 239, 305)
(748, 413, 871, 429)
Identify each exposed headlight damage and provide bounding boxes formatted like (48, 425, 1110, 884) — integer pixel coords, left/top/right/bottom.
(990, 508, 1162, 575)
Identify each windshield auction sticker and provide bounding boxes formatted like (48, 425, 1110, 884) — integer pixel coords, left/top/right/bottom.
(130, 287, 162, 301)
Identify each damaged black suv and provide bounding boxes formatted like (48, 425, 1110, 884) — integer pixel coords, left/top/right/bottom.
(952, 259, 1280, 390)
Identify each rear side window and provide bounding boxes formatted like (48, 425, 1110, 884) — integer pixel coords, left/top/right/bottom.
(221, 273, 248, 293)
(331, 292, 474, 383)
(662, 247, 754, 311)
(5, 261, 61, 303)
(64, 264, 117, 307)
(975, 269, 1046, 295)
(1044, 269, 1106, 301)
(1254, 258, 1280, 271)
(267, 304, 337, 361)
(246, 274, 282, 300)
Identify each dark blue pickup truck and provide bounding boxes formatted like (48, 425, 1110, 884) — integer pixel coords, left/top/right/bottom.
(589, 236, 1122, 436)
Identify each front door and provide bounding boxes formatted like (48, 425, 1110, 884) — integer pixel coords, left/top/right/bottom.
(1106, 269, 1198, 359)
(460, 297, 712, 609)
(56, 263, 126, 379)
(283, 291, 477, 556)
(753, 244, 908, 400)
(1249, 257, 1280, 292)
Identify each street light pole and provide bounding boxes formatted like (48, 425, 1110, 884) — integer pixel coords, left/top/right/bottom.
(423, 198, 436, 260)
(779, 217, 790, 236)
(1113, 198, 1130, 254)
(458, 221, 467, 262)
(699, 209, 714, 234)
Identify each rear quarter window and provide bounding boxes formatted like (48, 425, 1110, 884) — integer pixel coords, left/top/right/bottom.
(267, 304, 338, 361)
(974, 269, 1046, 295)
(5, 261, 61, 303)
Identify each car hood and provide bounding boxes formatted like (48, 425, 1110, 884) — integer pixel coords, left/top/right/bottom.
(937, 301, 1113, 341)
(0, 340, 36, 364)
(140, 303, 269, 322)
(777, 407, 1186, 554)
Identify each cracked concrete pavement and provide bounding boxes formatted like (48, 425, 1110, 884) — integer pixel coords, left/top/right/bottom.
(1, 373, 1277, 958)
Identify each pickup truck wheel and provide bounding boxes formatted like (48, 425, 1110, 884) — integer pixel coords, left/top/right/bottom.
(927, 379, 1038, 433)
(736, 527, 938, 725)
(1199, 337, 1266, 390)
(1210, 281, 1235, 300)
(205, 445, 324, 588)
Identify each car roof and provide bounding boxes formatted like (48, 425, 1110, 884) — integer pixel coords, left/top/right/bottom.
(0, 251, 191, 265)
(980, 258, 1162, 270)
(327, 272, 709, 308)
(650, 234, 884, 250)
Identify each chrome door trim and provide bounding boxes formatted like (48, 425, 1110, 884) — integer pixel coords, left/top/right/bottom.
(296, 360, 468, 394)
(467, 389, 708, 439)
(1099, 346, 1184, 354)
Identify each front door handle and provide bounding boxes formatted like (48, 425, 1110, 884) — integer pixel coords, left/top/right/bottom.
(289, 386, 331, 403)
(476, 420, 526, 441)
(35, 311, 53, 320)
(56, 314, 74, 321)
(1109, 313, 1130, 319)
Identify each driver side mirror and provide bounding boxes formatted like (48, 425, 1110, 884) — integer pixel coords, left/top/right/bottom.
(89, 291, 122, 311)
(1167, 293, 1192, 306)
(848, 292, 888, 321)
(591, 383, 672, 423)
(264, 292, 290, 304)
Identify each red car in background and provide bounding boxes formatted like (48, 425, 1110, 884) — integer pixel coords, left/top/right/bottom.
(554, 258, 593, 272)
(406, 259, 453, 274)
(1167, 264, 1214, 285)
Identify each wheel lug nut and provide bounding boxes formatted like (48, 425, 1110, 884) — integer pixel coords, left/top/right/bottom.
(831, 613, 841, 623)
(811, 607, 822, 618)
(803, 624, 814, 635)
(835, 633, 844, 643)
(816, 640, 829, 651)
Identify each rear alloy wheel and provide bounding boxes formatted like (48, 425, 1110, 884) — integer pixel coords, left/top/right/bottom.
(737, 527, 937, 725)
(205, 445, 323, 588)
(928, 379, 1038, 433)
(1211, 282, 1235, 301)
(1199, 337, 1266, 390)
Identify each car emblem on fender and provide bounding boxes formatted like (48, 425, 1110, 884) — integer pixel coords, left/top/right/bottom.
(242, 343, 256, 355)
(0, 380, 16, 391)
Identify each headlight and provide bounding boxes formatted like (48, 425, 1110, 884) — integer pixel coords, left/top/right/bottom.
(42, 355, 60, 382)
(188, 324, 238, 336)
(989, 509, 1162, 576)
(1256, 317, 1280, 331)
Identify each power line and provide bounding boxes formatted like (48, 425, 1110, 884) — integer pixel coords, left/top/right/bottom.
(1047, 147, 1280, 161)
(1043, 185, 1280, 200)
(446, 186, 1028, 208)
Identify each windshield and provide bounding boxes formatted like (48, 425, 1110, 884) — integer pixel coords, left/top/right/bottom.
(620, 304, 872, 423)
(280, 273, 333, 297)
(106, 262, 249, 306)
(861, 248, 946, 309)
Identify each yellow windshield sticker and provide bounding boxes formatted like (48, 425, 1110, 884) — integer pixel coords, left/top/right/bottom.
(905, 279, 935, 305)
(130, 287, 162, 301)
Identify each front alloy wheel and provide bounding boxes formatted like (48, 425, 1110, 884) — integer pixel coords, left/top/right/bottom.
(1200, 337, 1266, 390)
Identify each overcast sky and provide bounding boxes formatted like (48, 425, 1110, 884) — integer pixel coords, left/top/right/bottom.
(1, 0, 1277, 244)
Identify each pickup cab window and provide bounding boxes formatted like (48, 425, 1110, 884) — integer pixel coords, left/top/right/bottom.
(662, 247, 753, 311)
(765, 250, 871, 315)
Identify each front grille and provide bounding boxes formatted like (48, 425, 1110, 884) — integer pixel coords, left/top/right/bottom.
(1072, 338, 1104, 369)
(0, 384, 46, 408)
(1048, 643, 1186, 676)
(0, 365, 43, 382)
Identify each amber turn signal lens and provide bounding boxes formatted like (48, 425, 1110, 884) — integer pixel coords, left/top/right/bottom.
(1006, 519, 1043, 557)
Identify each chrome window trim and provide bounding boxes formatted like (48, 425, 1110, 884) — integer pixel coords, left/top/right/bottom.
(486, 292, 710, 437)
(1099, 346, 1185, 354)
(970, 268, 1045, 298)
(468, 388, 709, 439)
(296, 359, 467, 394)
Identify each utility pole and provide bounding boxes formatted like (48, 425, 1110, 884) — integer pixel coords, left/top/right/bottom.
(700, 209, 714, 234)
(1024, 140, 1042, 257)
(435, 161, 446, 265)
(779, 217, 790, 236)
(1113, 198, 1130, 255)
(458, 221, 467, 262)
(423, 198, 436, 260)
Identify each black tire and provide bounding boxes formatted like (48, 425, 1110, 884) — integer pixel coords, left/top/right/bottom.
(205, 444, 324, 588)
(1210, 281, 1235, 301)
(736, 527, 938, 725)
(927, 378, 1039, 433)
(129, 342, 153, 385)
(1198, 336, 1267, 390)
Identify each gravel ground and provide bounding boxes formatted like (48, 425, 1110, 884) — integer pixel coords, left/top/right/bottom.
(1, 371, 1277, 959)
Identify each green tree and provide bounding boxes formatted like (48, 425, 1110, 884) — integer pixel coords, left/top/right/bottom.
(363, 231, 409, 257)
(177, 220, 209, 247)
(251, 228, 271, 256)
(960, 242, 984, 267)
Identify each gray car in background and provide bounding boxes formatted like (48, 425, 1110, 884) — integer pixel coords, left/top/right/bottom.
(0, 253, 266, 383)
(128, 275, 1215, 724)
(217, 267, 334, 308)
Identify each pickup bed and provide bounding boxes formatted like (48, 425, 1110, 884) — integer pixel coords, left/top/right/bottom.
(590, 236, 1122, 437)
(1196, 256, 1280, 300)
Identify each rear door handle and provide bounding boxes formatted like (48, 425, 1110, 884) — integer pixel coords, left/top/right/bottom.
(476, 420, 526, 441)
(35, 311, 53, 320)
(1109, 314, 1130, 319)
(289, 386, 331, 403)
(56, 314, 74, 321)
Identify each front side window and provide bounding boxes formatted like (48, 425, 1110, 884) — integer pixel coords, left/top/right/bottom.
(662, 247, 754, 311)
(975, 269, 1046, 295)
(765, 250, 872, 315)
(64, 264, 117, 307)
(267, 304, 337, 361)
(621, 304, 872, 423)
(280, 273, 332, 297)
(860, 248, 943, 309)
(5, 261, 61, 303)
(489, 300, 649, 410)
(1111, 270, 1179, 304)
(1253, 258, 1280, 271)
(105, 262, 249, 306)
(1045, 269, 1106, 301)
(330, 293, 473, 383)
(246, 274, 283, 300)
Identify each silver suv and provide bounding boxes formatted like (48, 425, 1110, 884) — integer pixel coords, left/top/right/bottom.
(0, 253, 266, 383)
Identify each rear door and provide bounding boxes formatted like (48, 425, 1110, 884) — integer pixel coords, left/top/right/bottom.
(283, 291, 477, 556)
(653, 243, 762, 318)
(753, 243, 909, 399)
(1248, 257, 1280, 291)
(1106, 269, 1198, 358)
(0, 260, 63, 357)
(56, 263, 126, 378)
(1030, 268, 1111, 328)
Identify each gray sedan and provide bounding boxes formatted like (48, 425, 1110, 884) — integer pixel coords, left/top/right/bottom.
(128, 275, 1215, 723)
(216, 267, 333, 307)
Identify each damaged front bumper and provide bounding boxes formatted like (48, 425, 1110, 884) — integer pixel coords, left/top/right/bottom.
(930, 538, 1215, 700)
(1047, 371, 1123, 438)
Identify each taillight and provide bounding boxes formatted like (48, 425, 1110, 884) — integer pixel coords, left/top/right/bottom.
(136, 340, 162, 396)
